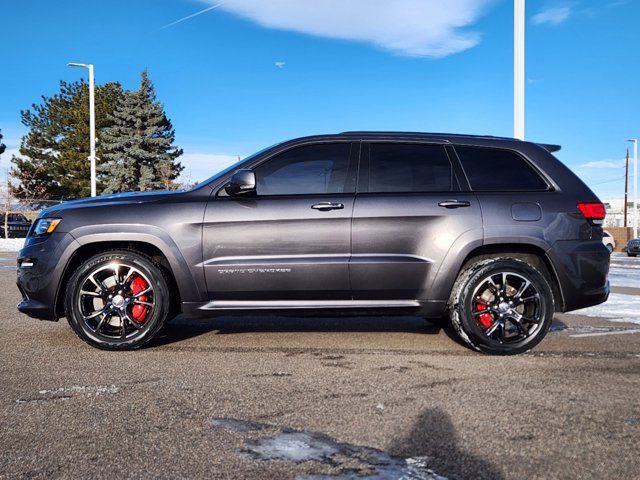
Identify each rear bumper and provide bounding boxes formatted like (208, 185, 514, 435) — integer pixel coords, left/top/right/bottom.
(628, 244, 640, 254)
(548, 240, 610, 312)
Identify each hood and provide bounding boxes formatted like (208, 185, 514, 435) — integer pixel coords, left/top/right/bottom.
(40, 190, 182, 217)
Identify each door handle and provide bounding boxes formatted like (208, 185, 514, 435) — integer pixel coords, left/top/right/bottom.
(311, 202, 344, 211)
(438, 200, 471, 209)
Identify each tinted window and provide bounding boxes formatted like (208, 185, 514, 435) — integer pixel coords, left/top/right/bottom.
(368, 143, 452, 193)
(255, 143, 352, 195)
(455, 146, 548, 191)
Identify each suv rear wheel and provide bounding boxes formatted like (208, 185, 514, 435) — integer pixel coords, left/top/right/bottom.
(449, 257, 554, 355)
(65, 250, 172, 350)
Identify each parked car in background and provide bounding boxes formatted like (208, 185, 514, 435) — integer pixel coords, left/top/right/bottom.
(602, 230, 615, 253)
(16, 132, 611, 355)
(1, 213, 32, 238)
(627, 237, 640, 257)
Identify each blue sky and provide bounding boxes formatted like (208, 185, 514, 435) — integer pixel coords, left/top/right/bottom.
(0, 0, 638, 200)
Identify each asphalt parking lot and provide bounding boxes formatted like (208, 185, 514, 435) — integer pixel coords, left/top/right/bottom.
(1, 252, 639, 480)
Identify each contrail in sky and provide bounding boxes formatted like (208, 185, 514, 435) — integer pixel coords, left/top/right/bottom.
(160, 2, 226, 29)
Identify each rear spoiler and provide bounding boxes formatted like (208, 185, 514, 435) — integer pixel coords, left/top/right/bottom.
(537, 143, 561, 153)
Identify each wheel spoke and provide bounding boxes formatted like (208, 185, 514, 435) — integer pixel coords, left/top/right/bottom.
(514, 279, 530, 300)
(486, 321, 501, 336)
(133, 300, 153, 307)
(520, 294, 539, 304)
(487, 277, 500, 294)
(83, 309, 106, 321)
(123, 266, 136, 284)
(124, 312, 143, 330)
(80, 290, 102, 298)
(120, 315, 127, 338)
(133, 287, 152, 298)
(88, 274, 107, 294)
(95, 312, 111, 332)
(111, 263, 121, 286)
(501, 272, 508, 292)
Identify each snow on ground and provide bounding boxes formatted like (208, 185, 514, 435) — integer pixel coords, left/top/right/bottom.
(0, 238, 25, 252)
(608, 253, 640, 288)
(568, 293, 640, 325)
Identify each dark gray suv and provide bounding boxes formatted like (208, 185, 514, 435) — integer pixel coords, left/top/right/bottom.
(16, 132, 610, 354)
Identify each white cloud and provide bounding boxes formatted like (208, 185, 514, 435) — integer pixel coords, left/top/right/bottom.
(206, 0, 495, 58)
(532, 6, 571, 26)
(0, 148, 21, 171)
(580, 160, 625, 169)
(178, 152, 242, 183)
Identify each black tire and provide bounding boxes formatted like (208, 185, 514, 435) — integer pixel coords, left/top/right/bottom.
(628, 253, 637, 257)
(448, 257, 554, 355)
(607, 244, 614, 254)
(64, 250, 172, 350)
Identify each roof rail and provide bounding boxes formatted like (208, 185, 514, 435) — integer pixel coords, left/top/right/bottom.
(339, 131, 517, 141)
(537, 143, 562, 153)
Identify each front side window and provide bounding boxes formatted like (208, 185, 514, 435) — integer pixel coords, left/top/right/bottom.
(254, 143, 352, 196)
(368, 143, 453, 193)
(455, 146, 549, 191)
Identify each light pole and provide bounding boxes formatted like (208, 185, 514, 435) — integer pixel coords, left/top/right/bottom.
(514, 0, 525, 140)
(628, 139, 638, 239)
(67, 62, 96, 197)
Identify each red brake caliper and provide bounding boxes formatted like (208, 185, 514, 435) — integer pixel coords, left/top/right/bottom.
(475, 302, 494, 329)
(130, 275, 149, 323)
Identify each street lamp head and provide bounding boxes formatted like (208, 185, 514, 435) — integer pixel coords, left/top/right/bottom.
(627, 139, 638, 143)
(67, 62, 89, 68)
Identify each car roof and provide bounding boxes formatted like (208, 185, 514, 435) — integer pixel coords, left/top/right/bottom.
(285, 131, 561, 152)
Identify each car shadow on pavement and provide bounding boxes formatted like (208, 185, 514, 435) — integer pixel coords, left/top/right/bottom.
(148, 315, 444, 347)
(388, 407, 504, 480)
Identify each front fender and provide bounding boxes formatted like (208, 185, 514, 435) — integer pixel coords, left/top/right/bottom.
(67, 224, 203, 304)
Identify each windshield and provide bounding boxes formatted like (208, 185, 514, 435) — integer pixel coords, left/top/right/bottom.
(191, 143, 280, 190)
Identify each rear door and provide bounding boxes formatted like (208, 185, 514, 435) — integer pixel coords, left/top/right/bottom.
(202, 142, 358, 302)
(350, 141, 482, 300)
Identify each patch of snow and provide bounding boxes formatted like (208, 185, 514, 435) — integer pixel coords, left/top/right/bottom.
(244, 432, 340, 463)
(0, 238, 24, 252)
(568, 293, 640, 325)
(37, 384, 119, 396)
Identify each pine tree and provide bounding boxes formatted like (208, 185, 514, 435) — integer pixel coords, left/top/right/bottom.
(10, 80, 124, 200)
(100, 71, 183, 193)
(0, 130, 6, 156)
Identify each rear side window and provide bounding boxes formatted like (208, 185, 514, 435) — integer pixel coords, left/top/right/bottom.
(254, 143, 353, 195)
(455, 146, 548, 191)
(368, 143, 452, 193)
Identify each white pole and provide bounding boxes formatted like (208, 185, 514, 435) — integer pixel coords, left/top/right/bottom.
(88, 64, 96, 197)
(67, 62, 97, 197)
(633, 139, 638, 239)
(514, 0, 525, 140)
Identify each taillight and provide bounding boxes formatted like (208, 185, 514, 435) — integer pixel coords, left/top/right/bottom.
(577, 202, 606, 225)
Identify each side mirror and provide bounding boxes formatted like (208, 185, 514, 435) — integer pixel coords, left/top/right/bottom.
(225, 169, 256, 196)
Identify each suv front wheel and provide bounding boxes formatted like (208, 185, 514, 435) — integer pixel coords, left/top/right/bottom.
(65, 250, 172, 350)
(449, 257, 554, 355)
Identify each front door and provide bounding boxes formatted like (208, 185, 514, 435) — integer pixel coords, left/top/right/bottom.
(351, 142, 483, 300)
(202, 142, 358, 302)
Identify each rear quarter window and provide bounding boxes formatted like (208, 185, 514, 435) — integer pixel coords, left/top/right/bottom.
(455, 145, 549, 191)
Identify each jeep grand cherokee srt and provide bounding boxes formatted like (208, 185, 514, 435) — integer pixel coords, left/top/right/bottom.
(16, 132, 610, 354)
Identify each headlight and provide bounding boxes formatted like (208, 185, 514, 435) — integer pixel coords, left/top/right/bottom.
(31, 218, 61, 236)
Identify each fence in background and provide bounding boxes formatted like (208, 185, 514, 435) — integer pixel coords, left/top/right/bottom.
(1, 197, 66, 221)
(606, 227, 635, 252)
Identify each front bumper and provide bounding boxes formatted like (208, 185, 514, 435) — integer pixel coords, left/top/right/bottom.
(548, 239, 611, 312)
(628, 243, 640, 254)
(16, 232, 80, 320)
